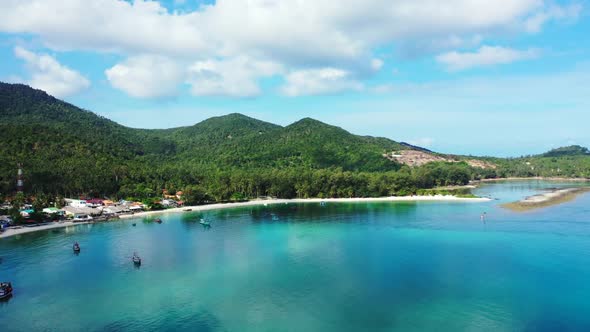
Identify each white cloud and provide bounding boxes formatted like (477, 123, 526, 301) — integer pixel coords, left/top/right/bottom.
(105, 55, 185, 98)
(0, 0, 582, 97)
(281, 68, 363, 97)
(436, 45, 540, 71)
(0, 1, 578, 64)
(524, 3, 582, 33)
(187, 57, 282, 97)
(13, 46, 90, 97)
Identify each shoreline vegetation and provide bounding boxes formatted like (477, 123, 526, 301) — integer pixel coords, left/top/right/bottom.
(0, 195, 490, 239)
(502, 187, 590, 212)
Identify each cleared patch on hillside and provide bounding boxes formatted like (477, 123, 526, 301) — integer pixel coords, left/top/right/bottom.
(384, 150, 496, 169)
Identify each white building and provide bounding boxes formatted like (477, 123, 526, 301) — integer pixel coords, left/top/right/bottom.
(64, 199, 88, 208)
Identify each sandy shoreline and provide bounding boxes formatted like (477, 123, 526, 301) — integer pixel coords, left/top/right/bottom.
(120, 195, 489, 219)
(0, 221, 92, 239)
(1, 195, 489, 239)
(502, 187, 590, 212)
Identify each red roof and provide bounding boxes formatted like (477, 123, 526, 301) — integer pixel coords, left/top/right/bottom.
(86, 198, 104, 204)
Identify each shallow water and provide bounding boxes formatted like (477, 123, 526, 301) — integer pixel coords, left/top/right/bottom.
(1, 181, 590, 331)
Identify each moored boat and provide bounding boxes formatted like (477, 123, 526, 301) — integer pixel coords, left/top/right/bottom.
(0, 282, 13, 300)
(199, 218, 210, 226)
(132, 253, 141, 265)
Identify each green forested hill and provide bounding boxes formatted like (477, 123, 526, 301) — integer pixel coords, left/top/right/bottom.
(0, 83, 413, 199)
(1, 82, 588, 203)
(542, 145, 590, 158)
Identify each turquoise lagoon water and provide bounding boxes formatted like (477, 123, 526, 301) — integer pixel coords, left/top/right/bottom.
(1, 181, 590, 331)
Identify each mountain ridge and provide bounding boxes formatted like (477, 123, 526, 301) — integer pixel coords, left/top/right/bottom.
(1, 82, 589, 200)
(0, 82, 408, 196)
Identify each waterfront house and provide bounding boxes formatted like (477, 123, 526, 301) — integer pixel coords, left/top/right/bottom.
(62, 206, 100, 218)
(42, 207, 64, 216)
(102, 205, 131, 215)
(20, 209, 34, 217)
(126, 202, 145, 212)
(65, 199, 88, 208)
(103, 200, 115, 206)
(85, 198, 104, 207)
(161, 199, 178, 208)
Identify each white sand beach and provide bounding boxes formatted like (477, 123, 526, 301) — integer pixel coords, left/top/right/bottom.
(520, 188, 581, 204)
(0, 221, 92, 239)
(0, 195, 490, 239)
(502, 187, 590, 211)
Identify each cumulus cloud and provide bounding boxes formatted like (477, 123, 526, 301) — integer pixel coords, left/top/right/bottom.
(281, 68, 363, 96)
(105, 55, 185, 98)
(187, 57, 283, 97)
(0, 0, 582, 97)
(0, 1, 578, 63)
(13, 46, 90, 97)
(436, 45, 540, 71)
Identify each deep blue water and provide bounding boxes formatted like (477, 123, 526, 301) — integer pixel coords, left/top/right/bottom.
(1, 181, 590, 331)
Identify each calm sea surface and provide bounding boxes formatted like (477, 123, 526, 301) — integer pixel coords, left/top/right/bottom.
(1, 180, 590, 331)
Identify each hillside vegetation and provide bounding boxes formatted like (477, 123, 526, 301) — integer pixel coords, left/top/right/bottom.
(1, 82, 588, 203)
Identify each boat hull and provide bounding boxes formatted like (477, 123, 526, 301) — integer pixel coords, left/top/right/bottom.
(0, 283, 13, 300)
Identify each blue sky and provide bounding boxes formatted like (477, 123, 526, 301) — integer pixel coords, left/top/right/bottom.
(0, 0, 589, 157)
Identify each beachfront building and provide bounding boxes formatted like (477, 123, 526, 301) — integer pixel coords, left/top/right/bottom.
(103, 200, 115, 206)
(19, 209, 34, 217)
(64, 199, 88, 208)
(161, 199, 177, 208)
(128, 205, 143, 212)
(42, 207, 64, 216)
(124, 202, 146, 212)
(102, 205, 130, 216)
(85, 198, 104, 208)
(62, 206, 100, 218)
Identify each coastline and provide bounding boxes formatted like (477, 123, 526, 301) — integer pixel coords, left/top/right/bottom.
(0, 221, 92, 239)
(1, 195, 490, 239)
(502, 187, 590, 212)
(473, 177, 590, 183)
